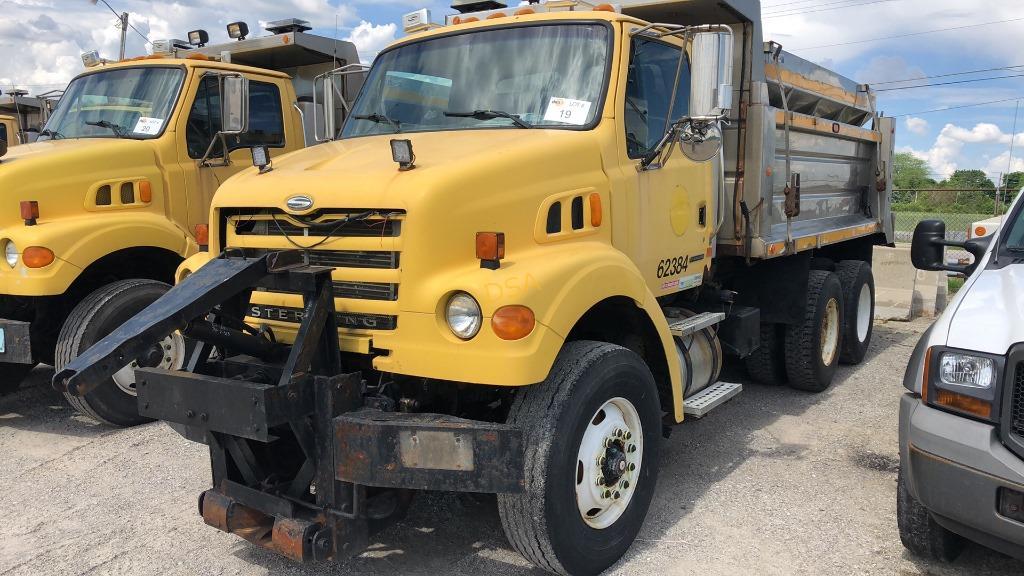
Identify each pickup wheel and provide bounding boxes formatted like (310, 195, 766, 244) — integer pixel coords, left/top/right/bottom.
(837, 260, 874, 365)
(784, 271, 843, 392)
(498, 341, 661, 576)
(0, 362, 34, 395)
(56, 279, 185, 427)
(745, 323, 787, 386)
(897, 471, 964, 561)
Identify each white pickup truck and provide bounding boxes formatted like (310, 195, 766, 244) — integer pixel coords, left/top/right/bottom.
(899, 190, 1024, 561)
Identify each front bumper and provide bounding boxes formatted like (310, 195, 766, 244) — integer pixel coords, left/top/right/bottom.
(900, 393, 1024, 559)
(0, 319, 33, 365)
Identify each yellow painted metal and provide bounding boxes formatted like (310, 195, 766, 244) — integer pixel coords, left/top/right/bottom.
(0, 115, 20, 147)
(0, 59, 307, 297)
(774, 109, 881, 143)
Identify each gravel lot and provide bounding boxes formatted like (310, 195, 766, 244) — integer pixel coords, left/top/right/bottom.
(2, 318, 1022, 576)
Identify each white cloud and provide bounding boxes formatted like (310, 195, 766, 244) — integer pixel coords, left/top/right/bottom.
(0, 1, 364, 93)
(902, 122, 1024, 179)
(344, 21, 398, 63)
(985, 151, 1024, 179)
(905, 116, 929, 135)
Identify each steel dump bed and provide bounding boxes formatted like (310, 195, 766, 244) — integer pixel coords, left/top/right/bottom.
(623, 0, 894, 260)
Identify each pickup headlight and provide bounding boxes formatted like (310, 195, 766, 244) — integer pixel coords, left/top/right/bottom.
(925, 348, 1004, 422)
(4, 241, 17, 268)
(446, 292, 482, 340)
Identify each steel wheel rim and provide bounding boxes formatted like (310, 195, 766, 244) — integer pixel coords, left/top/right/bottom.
(820, 298, 840, 366)
(856, 284, 871, 342)
(112, 331, 186, 396)
(575, 397, 643, 529)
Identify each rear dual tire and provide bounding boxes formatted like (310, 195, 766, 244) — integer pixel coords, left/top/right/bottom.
(837, 260, 874, 365)
(784, 270, 844, 392)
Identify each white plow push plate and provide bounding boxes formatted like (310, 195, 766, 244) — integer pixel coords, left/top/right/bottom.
(399, 430, 476, 471)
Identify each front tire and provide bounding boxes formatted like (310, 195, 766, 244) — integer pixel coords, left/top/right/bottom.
(498, 341, 662, 576)
(897, 471, 964, 562)
(785, 271, 844, 392)
(56, 279, 184, 427)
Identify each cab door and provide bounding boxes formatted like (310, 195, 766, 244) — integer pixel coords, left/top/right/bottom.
(177, 74, 294, 241)
(617, 32, 714, 297)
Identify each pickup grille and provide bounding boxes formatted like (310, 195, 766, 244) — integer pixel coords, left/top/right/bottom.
(1011, 363, 1024, 438)
(226, 210, 404, 333)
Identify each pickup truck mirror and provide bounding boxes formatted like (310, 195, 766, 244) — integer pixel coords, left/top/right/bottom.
(220, 75, 249, 135)
(689, 30, 733, 118)
(911, 219, 992, 276)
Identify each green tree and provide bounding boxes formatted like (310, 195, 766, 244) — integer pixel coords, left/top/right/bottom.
(942, 169, 995, 190)
(893, 152, 935, 190)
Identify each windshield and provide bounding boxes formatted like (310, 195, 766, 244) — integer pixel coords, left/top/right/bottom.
(1003, 199, 1024, 251)
(41, 67, 184, 140)
(342, 23, 611, 138)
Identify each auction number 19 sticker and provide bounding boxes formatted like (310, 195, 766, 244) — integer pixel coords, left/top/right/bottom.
(543, 97, 592, 126)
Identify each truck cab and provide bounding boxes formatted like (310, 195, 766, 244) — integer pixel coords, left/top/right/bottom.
(899, 193, 1024, 562)
(0, 20, 361, 426)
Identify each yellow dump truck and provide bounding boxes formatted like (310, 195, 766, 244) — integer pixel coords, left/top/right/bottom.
(57, 1, 895, 573)
(0, 20, 362, 425)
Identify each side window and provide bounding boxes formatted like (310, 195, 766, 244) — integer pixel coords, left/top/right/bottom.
(186, 77, 285, 159)
(0, 123, 7, 143)
(624, 38, 690, 159)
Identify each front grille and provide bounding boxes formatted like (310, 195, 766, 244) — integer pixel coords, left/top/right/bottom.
(1011, 363, 1024, 437)
(235, 217, 400, 238)
(227, 210, 404, 334)
(240, 248, 399, 270)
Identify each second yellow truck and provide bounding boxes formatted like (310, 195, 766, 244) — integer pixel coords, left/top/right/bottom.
(0, 19, 361, 425)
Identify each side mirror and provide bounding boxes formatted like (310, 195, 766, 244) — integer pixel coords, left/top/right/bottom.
(220, 75, 249, 135)
(910, 220, 947, 271)
(911, 219, 992, 276)
(689, 30, 734, 119)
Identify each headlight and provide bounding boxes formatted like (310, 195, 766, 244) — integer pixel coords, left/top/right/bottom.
(925, 348, 1004, 422)
(939, 352, 996, 388)
(446, 292, 482, 340)
(4, 241, 17, 267)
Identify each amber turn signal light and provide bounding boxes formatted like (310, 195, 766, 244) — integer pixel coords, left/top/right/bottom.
(492, 305, 535, 340)
(139, 180, 153, 203)
(194, 224, 210, 246)
(476, 232, 505, 269)
(20, 200, 39, 226)
(22, 246, 54, 268)
(935, 389, 992, 420)
(590, 193, 603, 227)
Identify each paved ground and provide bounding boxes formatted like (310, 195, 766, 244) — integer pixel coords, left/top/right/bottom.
(1, 318, 1021, 576)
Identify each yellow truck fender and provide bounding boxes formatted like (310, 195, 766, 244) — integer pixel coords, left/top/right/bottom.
(468, 241, 685, 421)
(2, 213, 197, 295)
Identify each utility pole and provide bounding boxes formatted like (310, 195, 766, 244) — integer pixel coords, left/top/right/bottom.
(119, 11, 128, 60)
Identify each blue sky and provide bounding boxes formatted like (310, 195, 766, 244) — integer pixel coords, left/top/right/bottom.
(2, 0, 1022, 181)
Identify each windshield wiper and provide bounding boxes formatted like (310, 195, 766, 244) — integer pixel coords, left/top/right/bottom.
(85, 120, 128, 138)
(353, 113, 402, 133)
(38, 128, 63, 140)
(445, 110, 533, 129)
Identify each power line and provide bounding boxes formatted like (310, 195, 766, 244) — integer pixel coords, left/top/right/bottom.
(764, 0, 899, 18)
(763, 0, 876, 13)
(892, 96, 1024, 118)
(792, 16, 1024, 50)
(867, 64, 1024, 86)
(875, 72, 1024, 92)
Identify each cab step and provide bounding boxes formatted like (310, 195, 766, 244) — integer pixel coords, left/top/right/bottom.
(683, 381, 743, 418)
(668, 312, 725, 338)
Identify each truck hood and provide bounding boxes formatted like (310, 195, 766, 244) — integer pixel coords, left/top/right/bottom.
(213, 129, 605, 211)
(0, 138, 162, 226)
(945, 263, 1024, 355)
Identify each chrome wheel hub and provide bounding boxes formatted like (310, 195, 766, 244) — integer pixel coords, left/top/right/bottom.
(575, 397, 643, 529)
